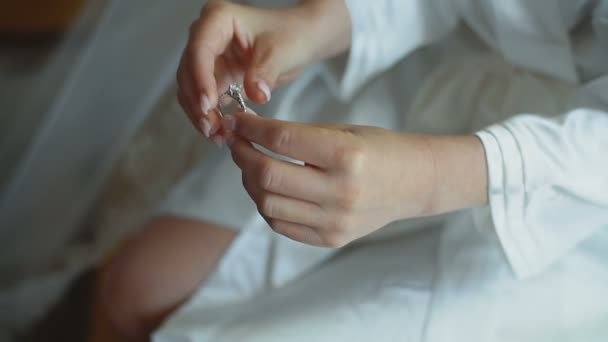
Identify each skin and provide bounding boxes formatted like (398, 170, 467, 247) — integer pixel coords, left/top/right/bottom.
(176, 0, 488, 246)
(223, 112, 488, 247)
(100, 217, 236, 342)
(103, 0, 489, 341)
(105, 3, 348, 341)
(177, 0, 351, 141)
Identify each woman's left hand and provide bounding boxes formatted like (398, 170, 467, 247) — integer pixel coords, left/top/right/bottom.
(222, 112, 488, 247)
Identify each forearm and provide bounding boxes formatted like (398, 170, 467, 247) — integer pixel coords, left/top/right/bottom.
(420, 135, 489, 216)
(430, 135, 488, 213)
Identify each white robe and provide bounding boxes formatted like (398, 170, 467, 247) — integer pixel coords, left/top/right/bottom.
(154, 1, 608, 340)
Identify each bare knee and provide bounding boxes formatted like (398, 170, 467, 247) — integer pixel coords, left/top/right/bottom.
(100, 234, 169, 341)
(100, 216, 236, 341)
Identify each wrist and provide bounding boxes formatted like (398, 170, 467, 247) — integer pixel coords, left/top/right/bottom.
(389, 134, 438, 220)
(425, 135, 489, 215)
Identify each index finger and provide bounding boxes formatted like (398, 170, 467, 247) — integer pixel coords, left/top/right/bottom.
(227, 112, 346, 167)
(186, 11, 233, 112)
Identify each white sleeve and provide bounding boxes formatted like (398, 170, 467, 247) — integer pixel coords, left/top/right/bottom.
(476, 108, 608, 279)
(335, 0, 593, 100)
(337, 0, 459, 99)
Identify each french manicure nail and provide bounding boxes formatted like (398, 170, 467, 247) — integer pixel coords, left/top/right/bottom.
(223, 115, 236, 131)
(257, 80, 271, 102)
(199, 117, 211, 138)
(201, 94, 211, 115)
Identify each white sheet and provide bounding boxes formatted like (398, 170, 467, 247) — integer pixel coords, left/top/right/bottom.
(155, 25, 608, 341)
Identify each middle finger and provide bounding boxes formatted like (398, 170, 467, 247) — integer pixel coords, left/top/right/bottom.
(231, 137, 336, 205)
(242, 174, 327, 230)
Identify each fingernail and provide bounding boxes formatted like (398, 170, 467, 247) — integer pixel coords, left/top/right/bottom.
(199, 117, 211, 138)
(223, 114, 236, 131)
(257, 80, 271, 102)
(201, 94, 211, 115)
(212, 135, 224, 148)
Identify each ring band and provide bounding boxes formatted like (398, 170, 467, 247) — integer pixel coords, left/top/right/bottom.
(218, 83, 247, 116)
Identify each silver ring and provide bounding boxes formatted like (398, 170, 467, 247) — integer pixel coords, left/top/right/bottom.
(218, 83, 247, 116)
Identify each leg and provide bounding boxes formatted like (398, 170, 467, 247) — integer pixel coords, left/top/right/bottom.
(99, 215, 237, 342)
(154, 229, 439, 342)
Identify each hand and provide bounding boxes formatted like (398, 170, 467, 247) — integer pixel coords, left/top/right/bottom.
(176, 0, 351, 142)
(222, 112, 462, 247)
(223, 112, 488, 247)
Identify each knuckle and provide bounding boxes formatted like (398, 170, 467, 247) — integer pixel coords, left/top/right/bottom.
(258, 194, 275, 218)
(268, 219, 283, 234)
(200, 2, 233, 32)
(329, 214, 351, 234)
(335, 144, 366, 172)
(188, 19, 200, 36)
(257, 161, 276, 191)
(185, 43, 200, 61)
(269, 127, 291, 154)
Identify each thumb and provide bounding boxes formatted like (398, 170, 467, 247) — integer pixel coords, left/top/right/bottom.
(244, 42, 282, 104)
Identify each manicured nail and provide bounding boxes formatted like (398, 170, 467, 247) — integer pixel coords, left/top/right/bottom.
(223, 114, 236, 131)
(257, 80, 271, 102)
(201, 94, 211, 115)
(199, 117, 212, 138)
(212, 135, 224, 148)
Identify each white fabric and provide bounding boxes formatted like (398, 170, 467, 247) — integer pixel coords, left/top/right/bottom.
(155, 0, 608, 341)
(476, 110, 608, 277)
(0, 0, 204, 278)
(337, 0, 608, 279)
(0, 0, 205, 337)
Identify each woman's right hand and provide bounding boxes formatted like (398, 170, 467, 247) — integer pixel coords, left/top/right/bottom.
(177, 0, 351, 141)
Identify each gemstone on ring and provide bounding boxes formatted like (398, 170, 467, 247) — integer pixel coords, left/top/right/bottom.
(218, 83, 247, 116)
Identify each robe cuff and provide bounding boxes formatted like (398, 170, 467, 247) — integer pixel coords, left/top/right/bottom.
(476, 124, 540, 279)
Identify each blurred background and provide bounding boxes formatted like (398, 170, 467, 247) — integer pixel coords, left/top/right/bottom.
(0, 0, 220, 340)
